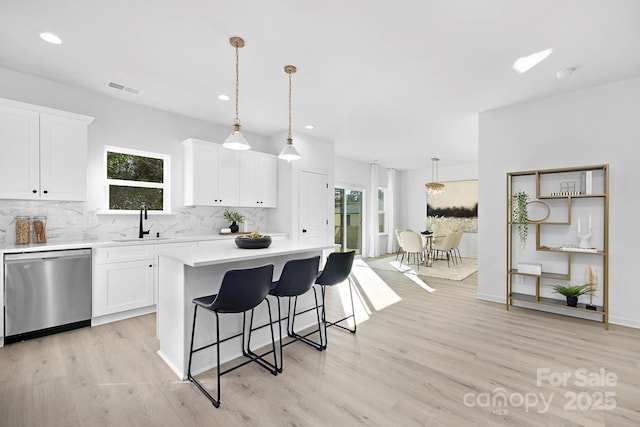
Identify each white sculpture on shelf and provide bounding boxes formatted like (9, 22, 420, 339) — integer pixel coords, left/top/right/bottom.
(577, 215, 593, 249)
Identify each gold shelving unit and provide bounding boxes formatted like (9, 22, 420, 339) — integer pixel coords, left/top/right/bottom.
(506, 164, 609, 328)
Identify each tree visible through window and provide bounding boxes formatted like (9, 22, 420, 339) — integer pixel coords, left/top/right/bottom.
(105, 147, 170, 212)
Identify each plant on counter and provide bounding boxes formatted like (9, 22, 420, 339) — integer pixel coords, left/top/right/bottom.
(223, 210, 245, 233)
(551, 284, 591, 307)
(223, 210, 245, 224)
(511, 190, 529, 248)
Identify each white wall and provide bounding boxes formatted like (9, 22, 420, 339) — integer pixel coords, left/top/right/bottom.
(399, 163, 478, 257)
(0, 66, 333, 242)
(478, 75, 640, 328)
(269, 131, 335, 242)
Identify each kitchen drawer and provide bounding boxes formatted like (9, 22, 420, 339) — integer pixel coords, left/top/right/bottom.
(94, 245, 154, 264)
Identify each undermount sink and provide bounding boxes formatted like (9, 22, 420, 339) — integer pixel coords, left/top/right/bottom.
(112, 237, 172, 242)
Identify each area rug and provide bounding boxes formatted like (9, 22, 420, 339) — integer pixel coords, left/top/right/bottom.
(364, 254, 478, 281)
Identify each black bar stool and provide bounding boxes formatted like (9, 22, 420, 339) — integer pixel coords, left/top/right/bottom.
(316, 251, 357, 349)
(266, 256, 322, 372)
(187, 264, 277, 408)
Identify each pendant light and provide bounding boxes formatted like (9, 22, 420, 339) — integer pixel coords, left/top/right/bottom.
(222, 37, 251, 151)
(279, 65, 301, 161)
(425, 157, 445, 197)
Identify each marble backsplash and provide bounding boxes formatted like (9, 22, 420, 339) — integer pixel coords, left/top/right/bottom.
(0, 200, 270, 244)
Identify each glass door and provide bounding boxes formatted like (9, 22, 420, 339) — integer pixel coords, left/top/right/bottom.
(334, 187, 363, 254)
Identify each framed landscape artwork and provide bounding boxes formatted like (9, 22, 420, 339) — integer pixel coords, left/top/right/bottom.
(426, 179, 478, 232)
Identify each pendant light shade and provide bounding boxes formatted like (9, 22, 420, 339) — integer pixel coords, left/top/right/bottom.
(223, 37, 251, 151)
(279, 65, 301, 161)
(425, 157, 445, 197)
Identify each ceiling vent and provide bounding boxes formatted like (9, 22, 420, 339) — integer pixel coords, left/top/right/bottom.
(106, 81, 140, 95)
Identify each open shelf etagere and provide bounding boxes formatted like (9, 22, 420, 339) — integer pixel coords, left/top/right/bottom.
(506, 164, 609, 329)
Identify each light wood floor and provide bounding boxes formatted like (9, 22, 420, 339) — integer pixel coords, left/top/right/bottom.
(1, 261, 639, 426)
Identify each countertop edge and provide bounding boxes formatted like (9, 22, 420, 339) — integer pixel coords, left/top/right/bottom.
(0, 233, 289, 254)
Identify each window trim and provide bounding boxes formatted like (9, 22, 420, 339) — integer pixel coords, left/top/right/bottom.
(104, 145, 171, 214)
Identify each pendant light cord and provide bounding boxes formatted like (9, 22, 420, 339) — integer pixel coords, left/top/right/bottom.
(287, 72, 292, 141)
(234, 41, 240, 126)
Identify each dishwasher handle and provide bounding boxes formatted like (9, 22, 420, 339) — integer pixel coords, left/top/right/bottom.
(4, 249, 92, 263)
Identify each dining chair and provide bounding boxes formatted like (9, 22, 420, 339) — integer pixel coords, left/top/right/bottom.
(399, 230, 426, 271)
(431, 232, 458, 267)
(394, 229, 405, 261)
(450, 231, 464, 264)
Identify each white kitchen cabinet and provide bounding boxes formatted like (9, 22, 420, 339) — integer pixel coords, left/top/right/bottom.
(0, 98, 94, 201)
(239, 150, 278, 208)
(183, 138, 239, 206)
(93, 245, 155, 317)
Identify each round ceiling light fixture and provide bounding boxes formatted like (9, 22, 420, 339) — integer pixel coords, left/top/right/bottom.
(39, 32, 62, 45)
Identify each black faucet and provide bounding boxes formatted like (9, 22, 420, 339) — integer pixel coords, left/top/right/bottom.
(139, 203, 150, 238)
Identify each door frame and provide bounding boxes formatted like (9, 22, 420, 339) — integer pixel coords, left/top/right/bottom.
(335, 182, 367, 255)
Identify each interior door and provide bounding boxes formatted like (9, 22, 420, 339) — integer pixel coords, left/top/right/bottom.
(300, 171, 328, 244)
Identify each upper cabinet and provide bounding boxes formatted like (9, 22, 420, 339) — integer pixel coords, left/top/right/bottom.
(239, 150, 278, 208)
(0, 98, 94, 201)
(182, 138, 277, 208)
(183, 138, 239, 207)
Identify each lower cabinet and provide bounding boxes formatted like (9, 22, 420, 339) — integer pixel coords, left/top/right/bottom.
(93, 245, 155, 317)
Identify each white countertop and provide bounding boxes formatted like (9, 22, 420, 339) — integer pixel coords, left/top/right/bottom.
(0, 232, 288, 254)
(157, 240, 336, 267)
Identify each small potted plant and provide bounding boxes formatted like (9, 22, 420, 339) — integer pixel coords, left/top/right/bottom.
(223, 210, 245, 233)
(551, 284, 591, 307)
(511, 190, 529, 248)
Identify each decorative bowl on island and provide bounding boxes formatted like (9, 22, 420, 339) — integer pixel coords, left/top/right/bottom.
(235, 232, 272, 249)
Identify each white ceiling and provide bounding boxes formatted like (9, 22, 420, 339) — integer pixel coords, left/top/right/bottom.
(1, 0, 640, 170)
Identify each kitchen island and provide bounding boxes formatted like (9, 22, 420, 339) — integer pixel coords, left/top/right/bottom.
(156, 239, 336, 379)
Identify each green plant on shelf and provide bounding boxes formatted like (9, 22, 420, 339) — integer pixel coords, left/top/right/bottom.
(552, 283, 592, 307)
(511, 190, 529, 248)
(551, 284, 591, 297)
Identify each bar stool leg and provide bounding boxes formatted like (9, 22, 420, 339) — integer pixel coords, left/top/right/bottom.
(243, 301, 278, 375)
(286, 294, 323, 351)
(187, 306, 222, 408)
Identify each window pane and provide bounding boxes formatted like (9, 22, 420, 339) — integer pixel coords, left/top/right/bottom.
(109, 185, 163, 210)
(378, 189, 384, 211)
(107, 152, 164, 183)
(378, 213, 385, 233)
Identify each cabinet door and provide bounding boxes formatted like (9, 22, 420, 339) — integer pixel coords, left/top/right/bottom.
(0, 105, 40, 199)
(239, 151, 258, 207)
(186, 141, 217, 205)
(216, 147, 239, 206)
(239, 151, 278, 207)
(39, 114, 88, 201)
(257, 154, 277, 207)
(184, 139, 239, 206)
(93, 259, 154, 317)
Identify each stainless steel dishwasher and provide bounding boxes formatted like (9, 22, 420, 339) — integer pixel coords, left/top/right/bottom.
(4, 248, 92, 344)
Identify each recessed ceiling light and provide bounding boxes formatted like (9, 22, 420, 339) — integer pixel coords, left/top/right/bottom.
(512, 48, 553, 74)
(556, 67, 577, 79)
(218, 94, 230, 101)
(304, 124, 314, 130)
(39, 32, 62, 45)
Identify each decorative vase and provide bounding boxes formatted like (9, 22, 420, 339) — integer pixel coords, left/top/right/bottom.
(230, 221, 239, 233)
(566, 296, 578, 307)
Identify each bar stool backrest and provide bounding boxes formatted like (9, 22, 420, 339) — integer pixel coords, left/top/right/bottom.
(315, 251, 355, 286)
(270, 256, 320, 297)
(207, 264, 274, 313)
